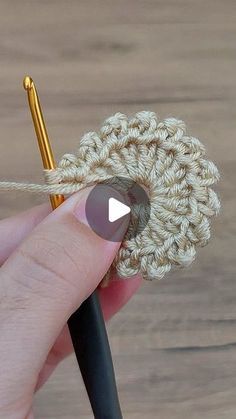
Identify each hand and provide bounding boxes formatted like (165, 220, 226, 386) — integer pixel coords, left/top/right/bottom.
(0, 188, 141, 419)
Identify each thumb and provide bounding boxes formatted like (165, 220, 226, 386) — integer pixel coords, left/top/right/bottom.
(0, 186, 128, 394)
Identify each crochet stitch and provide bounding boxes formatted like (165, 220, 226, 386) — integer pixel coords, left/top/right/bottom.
(0, 111, 220, 280)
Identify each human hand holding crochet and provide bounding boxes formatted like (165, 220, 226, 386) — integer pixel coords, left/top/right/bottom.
(0, 189, 141, 419)
(0, 111, 220, 417)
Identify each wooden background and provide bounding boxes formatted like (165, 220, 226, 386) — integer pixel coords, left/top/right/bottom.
(0, 1, 236, 417)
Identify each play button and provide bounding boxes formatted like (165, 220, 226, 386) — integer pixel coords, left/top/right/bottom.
(85, 176, 150, 242)
(108, 198, 130, 222)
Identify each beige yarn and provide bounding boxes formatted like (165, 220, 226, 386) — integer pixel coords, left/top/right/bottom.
(0, 111, 220, 280)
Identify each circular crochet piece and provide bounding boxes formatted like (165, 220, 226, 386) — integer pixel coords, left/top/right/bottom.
(46, 111, 220, 280)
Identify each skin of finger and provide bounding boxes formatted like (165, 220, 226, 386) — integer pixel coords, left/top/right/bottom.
(0, 201, 142, 395)
(0, 203, 50, 265)
(36, 274, 142, 389)
(0, 201, 142, 352)
(0, 204, 142, 330)
(25, 411, 34, 419)
(0, 189, 125, 416)
(1, 188, 123, 307)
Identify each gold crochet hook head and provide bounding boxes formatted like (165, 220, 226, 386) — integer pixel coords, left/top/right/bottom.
(23, 76, 64, 209)
(23, 76, 33, 91)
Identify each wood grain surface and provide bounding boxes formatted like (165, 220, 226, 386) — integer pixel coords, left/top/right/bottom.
(0, 1, 235, 418)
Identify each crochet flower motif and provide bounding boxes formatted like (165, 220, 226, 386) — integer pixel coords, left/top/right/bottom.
(46, 111, 220, 280)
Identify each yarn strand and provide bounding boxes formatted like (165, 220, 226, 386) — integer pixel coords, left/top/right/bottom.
(0, 111, 220, 281)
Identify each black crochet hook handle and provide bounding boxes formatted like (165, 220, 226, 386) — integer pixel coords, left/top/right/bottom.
(68, 290, 123, 419)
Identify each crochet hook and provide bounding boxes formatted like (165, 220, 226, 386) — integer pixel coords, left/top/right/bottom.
(23, 76, 123, 419)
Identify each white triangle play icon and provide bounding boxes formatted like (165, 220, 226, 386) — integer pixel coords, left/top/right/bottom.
(108, 197, 130, 222)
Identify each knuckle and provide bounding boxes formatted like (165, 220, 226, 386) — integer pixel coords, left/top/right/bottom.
(14, 234, 79, 298)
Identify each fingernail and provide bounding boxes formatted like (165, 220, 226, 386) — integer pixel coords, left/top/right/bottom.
(73, 195, 90, 227)
(73, 185, 129, 242)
